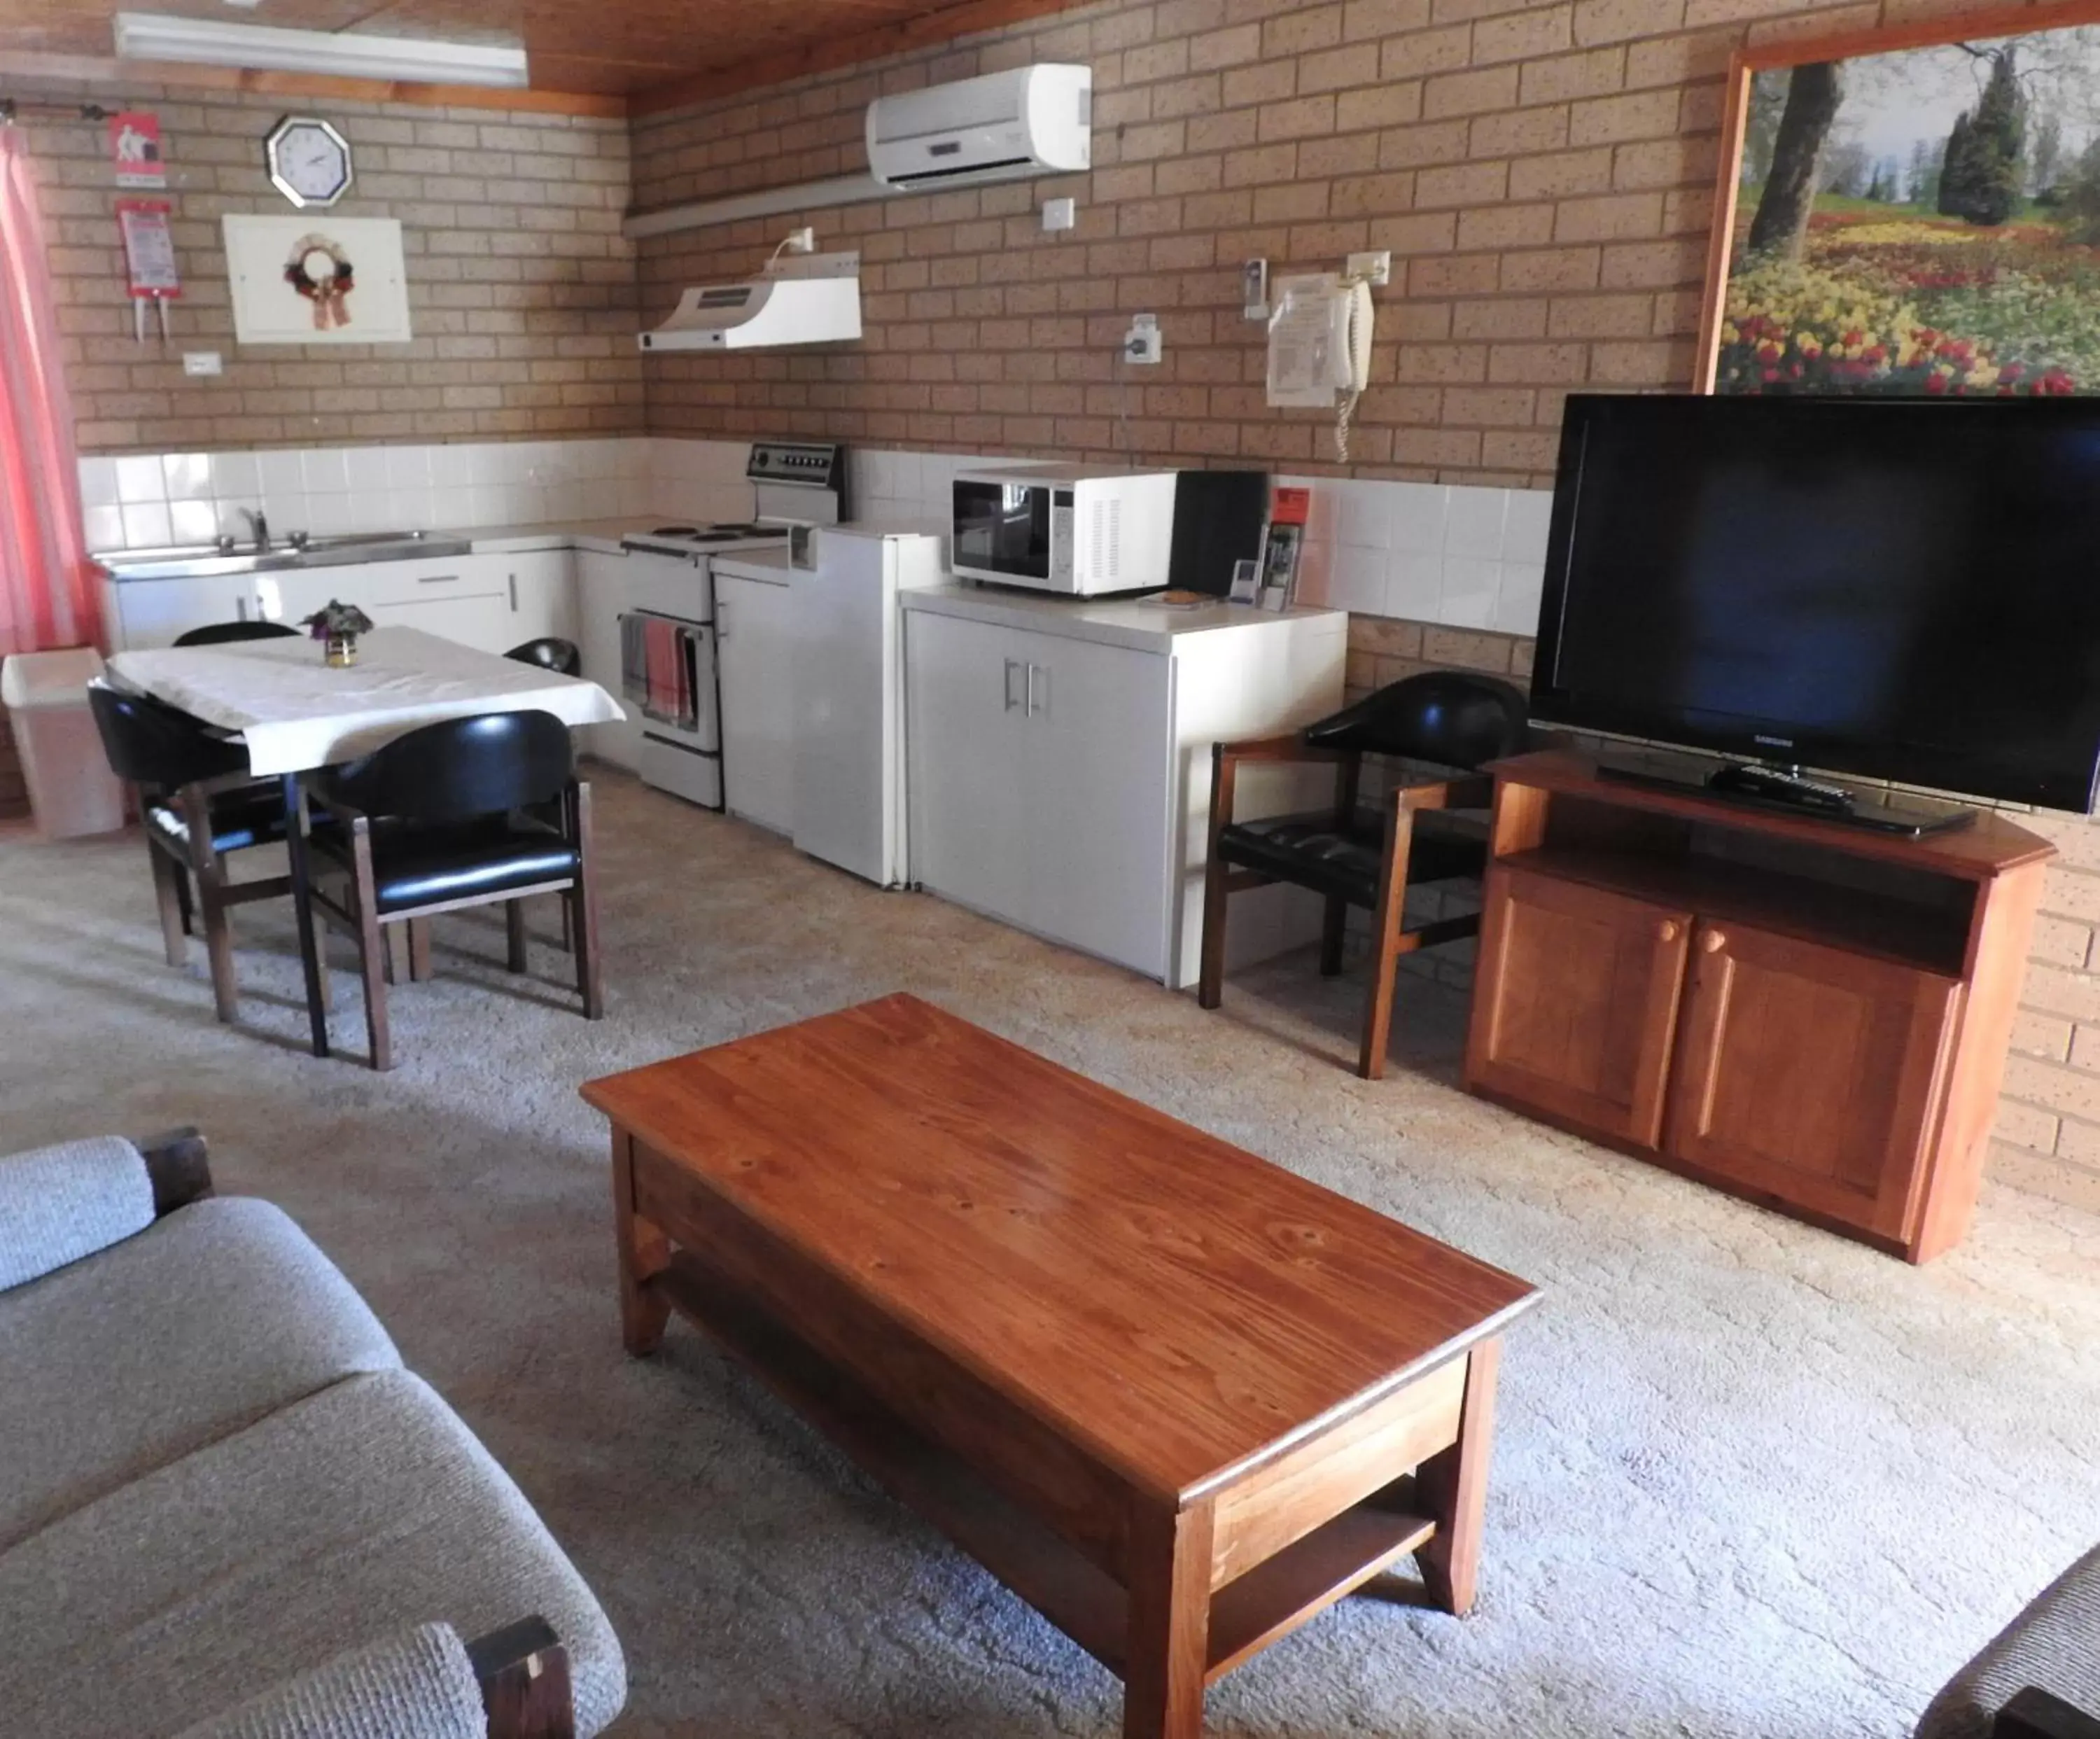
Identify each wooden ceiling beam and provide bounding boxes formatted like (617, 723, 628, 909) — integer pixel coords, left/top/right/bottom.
(625, 0, 1100, 117)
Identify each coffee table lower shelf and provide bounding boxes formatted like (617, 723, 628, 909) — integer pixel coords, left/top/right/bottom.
(655, 1252, 1441, 1688)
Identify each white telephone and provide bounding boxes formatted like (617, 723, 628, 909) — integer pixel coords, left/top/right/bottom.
(1266, 272, 1374, 461)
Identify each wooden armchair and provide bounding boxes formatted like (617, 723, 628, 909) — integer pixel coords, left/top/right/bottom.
(1198, 672, 1529, 1079)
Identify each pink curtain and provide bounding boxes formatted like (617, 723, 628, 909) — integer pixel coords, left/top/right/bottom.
(0, 127, 99, 655)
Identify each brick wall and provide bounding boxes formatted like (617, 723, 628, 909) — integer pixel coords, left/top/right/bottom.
(624, 0, 1964, 480)
(11, 77, 643, 454)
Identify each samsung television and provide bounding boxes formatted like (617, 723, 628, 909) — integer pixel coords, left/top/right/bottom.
(1532, 393, 2100, 817)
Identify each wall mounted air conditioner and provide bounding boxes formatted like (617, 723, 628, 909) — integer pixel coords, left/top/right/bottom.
(865, 64, 1091, 191)
(638, 252, 861, 351)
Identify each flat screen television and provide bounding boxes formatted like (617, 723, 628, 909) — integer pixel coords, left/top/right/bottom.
(1532, 393, 2100, 815)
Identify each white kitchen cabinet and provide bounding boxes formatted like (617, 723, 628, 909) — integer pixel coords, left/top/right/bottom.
(576, 549, 640, 771)
(113, 573, 256, 649)
(904, 589, 1348, 987)
(904, 610, 1031, 929)
(715, 568, 796, 835)
(111, 547, 578, 658)
(500, 550, 577, 648)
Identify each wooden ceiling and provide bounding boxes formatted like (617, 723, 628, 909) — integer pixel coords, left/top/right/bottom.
(0, 0, 1082, 111)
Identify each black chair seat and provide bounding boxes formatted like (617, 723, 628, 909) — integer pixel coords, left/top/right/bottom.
(314, 811, 580, 916)
(145, 786, 293, 856)
(1219, 807, 1488, 908)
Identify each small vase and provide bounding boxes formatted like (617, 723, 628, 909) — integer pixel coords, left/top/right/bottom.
(325, 634, 358, 668)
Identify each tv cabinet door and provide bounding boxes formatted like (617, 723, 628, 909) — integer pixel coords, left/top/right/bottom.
(1665, 922, 1959, 1241)
(1465, 866, 1692, 1148)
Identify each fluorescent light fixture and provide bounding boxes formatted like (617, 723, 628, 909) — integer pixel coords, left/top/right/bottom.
(113, 13, 530, 88)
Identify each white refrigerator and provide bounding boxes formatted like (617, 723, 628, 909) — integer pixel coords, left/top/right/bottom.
(792, 526, 948, 885)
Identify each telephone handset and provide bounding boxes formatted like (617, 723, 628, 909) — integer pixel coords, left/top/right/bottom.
(1266, 272, 1375, 461)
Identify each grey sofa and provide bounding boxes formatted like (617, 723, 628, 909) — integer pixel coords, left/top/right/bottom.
(1918, 1546, 2100, 1739)
(0, 1129, 625, 1739)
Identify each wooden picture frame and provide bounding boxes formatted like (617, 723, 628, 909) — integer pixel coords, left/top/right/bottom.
(1697, 0, 2100, 394)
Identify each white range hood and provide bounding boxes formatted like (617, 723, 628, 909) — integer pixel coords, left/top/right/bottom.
(638, 251, 861, 351)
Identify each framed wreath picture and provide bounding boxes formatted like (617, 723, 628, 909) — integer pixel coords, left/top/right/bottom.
(221, 213, 411, 345)
(1699, 0, 2100, 396)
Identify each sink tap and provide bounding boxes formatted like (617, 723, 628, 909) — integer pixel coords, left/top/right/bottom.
(239, 508, 270, 552)
(288, 529, 311, 552)
(215, 533, 237, 554)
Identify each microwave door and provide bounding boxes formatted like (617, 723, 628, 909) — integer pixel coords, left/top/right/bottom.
(954, 480, 1051, 582)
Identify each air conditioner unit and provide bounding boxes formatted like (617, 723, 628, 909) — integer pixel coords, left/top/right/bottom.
(865, 64, 1091, 191)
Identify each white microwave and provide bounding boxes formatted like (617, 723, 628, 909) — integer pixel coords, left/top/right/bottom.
(951, 465, 1179, 595)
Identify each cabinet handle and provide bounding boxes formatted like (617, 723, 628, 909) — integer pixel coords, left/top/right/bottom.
(235, 595, 248, 621)
(1702, 929, 1727, 954)
(418, 573, 461, 585)
(716, 600, 729, 643)
(1026, 662, 1046, 717)
(508, 573, 518, 611)
(1657, 919, 1680, 944)
(1003, 658, 1023, 712)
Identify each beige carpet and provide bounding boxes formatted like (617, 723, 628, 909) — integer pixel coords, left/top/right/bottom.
(6, 771, 2100, 1738)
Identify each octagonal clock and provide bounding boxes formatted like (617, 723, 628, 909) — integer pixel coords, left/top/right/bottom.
(265, 116, 353, 209)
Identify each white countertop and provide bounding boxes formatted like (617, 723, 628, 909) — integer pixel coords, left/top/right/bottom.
(902, 584, 1345, 654)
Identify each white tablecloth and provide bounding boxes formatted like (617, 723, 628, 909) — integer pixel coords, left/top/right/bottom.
(106, 626, 627, 776)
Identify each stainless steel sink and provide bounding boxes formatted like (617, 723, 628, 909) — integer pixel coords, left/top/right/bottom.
(98, 529, 473, 581)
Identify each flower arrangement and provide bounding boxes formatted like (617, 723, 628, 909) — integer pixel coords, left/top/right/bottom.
(301, 599, 374, 668)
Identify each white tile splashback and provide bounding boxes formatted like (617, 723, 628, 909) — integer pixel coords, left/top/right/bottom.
(846, 446, 1553, 638)
(79, 436, 760, 553)
(86, 435, 1551, 638)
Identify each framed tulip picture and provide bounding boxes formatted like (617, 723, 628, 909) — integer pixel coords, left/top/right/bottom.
(1700, 0, 2100, 396)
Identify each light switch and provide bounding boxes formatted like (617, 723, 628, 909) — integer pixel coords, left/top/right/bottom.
(1042, 197, 1076, 232)
(181, 351, 223, 377)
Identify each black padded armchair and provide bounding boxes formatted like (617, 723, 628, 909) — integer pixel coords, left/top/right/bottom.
(300, 709, 601, 1070)
(1198, 672, 1529, 1079)
(505, 637, 582, 677)
(87, 679, 295, 1023)
(173, 620, 303, 647)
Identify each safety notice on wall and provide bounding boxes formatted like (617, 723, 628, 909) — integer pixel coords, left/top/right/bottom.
(110, 111, 166, 188)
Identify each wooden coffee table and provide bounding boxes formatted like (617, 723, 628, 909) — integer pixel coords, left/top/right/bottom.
(582, 994, 1538, 1738)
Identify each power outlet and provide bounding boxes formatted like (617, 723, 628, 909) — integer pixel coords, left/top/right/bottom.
(181, 351, 223, 377)
(1124, 312, 1162, 364)
(1042, 197, 1076, 232)
(1345, 249, 1393, 287)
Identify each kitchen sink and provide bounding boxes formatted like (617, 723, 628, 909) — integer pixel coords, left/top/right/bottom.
(98, 529, 473, 581)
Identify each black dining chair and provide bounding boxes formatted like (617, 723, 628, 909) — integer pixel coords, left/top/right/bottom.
(87, 679, 298, 1023)
(1198, 671, 1530, 1079)
(300, 709, 602, 1071)
(173, 620, 303, 647)
(505, 637, 582, 677)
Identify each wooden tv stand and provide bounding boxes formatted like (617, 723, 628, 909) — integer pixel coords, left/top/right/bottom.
(1462, 750, 2056, 1262)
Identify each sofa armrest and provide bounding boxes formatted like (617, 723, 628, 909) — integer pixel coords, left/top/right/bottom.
(0, 1128, 214, 1294)
(1998, 1688, 2100, 1739)
(173, 1623, 486, 1739)
(172, 1620, 577, 1739)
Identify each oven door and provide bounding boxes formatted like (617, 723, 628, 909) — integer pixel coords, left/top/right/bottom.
(951, 479, 1056, 587)
(620, 608, 722, 809)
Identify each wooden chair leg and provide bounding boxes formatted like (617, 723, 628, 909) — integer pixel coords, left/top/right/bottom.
(349, 823, 392, 1071)
(1358, 803, 1416, 1082)
(408, 917, 433, 982)
(148, 842, 188, 968)
(177, 783, 239, 1022)
(571, 783, 603, 1020)
(200, 889, 240, 1024)
(1320, 895, 1348, 975)
(506, 900, 529, 974)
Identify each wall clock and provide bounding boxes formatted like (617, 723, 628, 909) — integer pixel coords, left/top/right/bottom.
(265, 116, 353, 209)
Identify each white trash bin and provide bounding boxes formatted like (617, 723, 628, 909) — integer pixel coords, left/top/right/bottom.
(1, 647, 127, 839)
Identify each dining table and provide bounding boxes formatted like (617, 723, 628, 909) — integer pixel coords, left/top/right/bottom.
(106, 625, 626, 1059)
